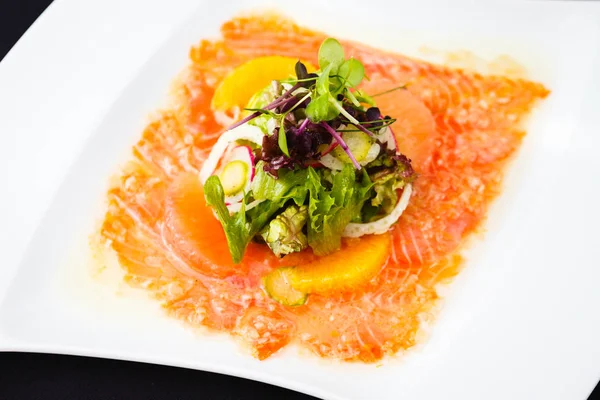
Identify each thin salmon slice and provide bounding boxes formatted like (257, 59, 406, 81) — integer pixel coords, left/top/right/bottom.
(164, 173, 244, 277)
(99, 14, 549, 362)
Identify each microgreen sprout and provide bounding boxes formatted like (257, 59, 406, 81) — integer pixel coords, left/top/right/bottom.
(370, 85, 407, 97)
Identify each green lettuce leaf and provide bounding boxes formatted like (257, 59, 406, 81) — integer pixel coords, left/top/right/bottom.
(205, 163, 310, 263)
(366, 151, 417, 219)
(204, 175, 252, 264)
(260, 204, 308, 257)
(371, 172, 406, 215)
(306, 165, 373, 256)
(251, 162, 309, 205)
(245, 82, 279, 134)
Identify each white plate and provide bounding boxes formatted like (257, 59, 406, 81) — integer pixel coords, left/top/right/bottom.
(1, 1, 600, 399)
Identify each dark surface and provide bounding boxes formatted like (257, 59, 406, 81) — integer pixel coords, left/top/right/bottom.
(0, 352, 317, 400)
(0, 0, 52, 61)
(0, 1, 599, 399)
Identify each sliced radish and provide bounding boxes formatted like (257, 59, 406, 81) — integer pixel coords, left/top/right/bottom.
(342, 184, 412, 237)
(198, 124, 263, 184)
(228, 145, 256, 180)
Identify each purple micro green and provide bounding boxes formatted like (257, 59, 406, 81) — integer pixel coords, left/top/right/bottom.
(280, 82, 302, 98)
(297, 118, 310, 135)
(321, 122, 361, 170)
(226, 88, 300, 131)
(353, 122, 376, 137)
(226, 111, 262, 131)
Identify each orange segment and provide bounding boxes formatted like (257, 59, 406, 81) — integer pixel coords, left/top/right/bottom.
(360, 83, 436, 171)
(388, 90, 436, 170)
(211, 56, 315, 111)
(293, 234, 391, 293)
(264, 233, 391, 302)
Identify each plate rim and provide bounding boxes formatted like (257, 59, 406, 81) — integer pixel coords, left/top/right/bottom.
(2, 1, 600, 400)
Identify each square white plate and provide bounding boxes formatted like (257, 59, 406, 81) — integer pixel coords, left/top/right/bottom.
(1, 1, 600, 399)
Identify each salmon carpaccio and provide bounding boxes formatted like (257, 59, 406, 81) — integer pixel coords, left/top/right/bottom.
(100, 15, 549, 361)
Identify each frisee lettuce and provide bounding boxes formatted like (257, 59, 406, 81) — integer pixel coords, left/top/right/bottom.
(371, 173, 406, 216)
(260, 204, 309, 257)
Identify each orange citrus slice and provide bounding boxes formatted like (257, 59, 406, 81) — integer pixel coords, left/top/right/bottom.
(211, 56, 315, 112)
(264, 233, 391, 304)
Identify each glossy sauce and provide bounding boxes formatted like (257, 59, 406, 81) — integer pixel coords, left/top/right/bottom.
(100, 15, 549, 361)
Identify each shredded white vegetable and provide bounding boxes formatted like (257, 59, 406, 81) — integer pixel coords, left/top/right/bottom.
(227, 199, 265, 213)
(362, 143, 381, 165)
(198, 124, 264, 184)
(319, 142, 381, 171)
(265, 118, 277, 134)
(213, 110, 239, 127)
(318, 153, 346, 171)
(376, 126, 396, 150)
(342, 184, 412, 237)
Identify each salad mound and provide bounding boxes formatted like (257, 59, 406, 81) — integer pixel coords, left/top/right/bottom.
(200, 38, 416, 270)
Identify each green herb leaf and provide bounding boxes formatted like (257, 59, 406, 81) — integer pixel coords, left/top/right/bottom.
(316, 64, 333, 95)
(278, 128, 290, 157)
(306, 93, 339, 123)
(318, 38, 345, 73)
(204, 176, 251, 264)
(338, 58, 365, 88)
(353, 89, 375, 106)
(365, 151, 417, 218)
(371, 173, 404, 215)
(345, 89, 361, 107)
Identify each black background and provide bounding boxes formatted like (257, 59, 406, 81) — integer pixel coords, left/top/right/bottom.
(0, 1, 598, 399)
